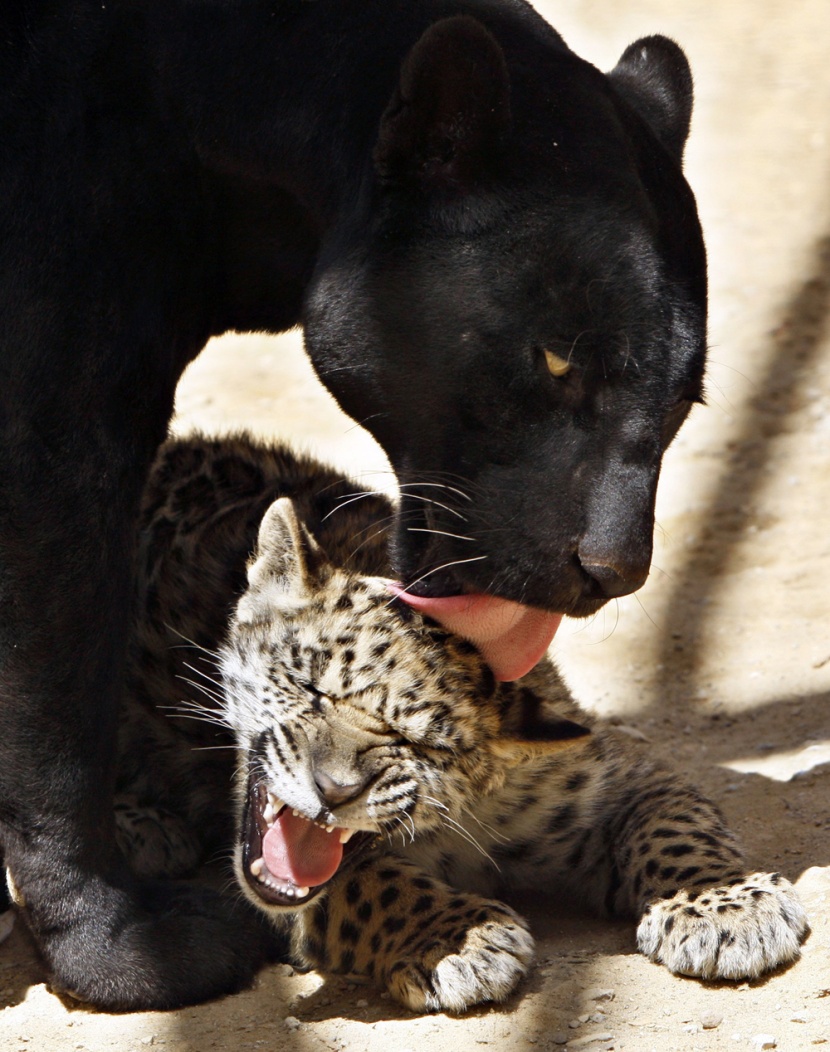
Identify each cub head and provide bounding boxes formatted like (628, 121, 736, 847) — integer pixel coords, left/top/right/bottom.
(220, 497, 588, 914)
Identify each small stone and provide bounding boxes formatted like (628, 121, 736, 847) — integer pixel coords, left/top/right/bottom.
(277, 964, 295, 977)
(750, 1036, 777, 1050)
(586, 988, 615, 1003)
(551, 1033, 569, 1046)
(568, 1018, 583, 1029)
(356, 999, 368, 1008)
(701, 1012, 723, 1030)
(283, 1017, 301, 1031)
(567, 1033, 614, 1049)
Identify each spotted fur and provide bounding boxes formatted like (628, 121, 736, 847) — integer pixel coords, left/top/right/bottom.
(117, 434, 808, 1013)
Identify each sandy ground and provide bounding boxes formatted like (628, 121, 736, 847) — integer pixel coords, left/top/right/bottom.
(3, 1, 830, 1049)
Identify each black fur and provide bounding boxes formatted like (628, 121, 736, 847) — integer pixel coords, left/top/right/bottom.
(0, 0, 705, 1010)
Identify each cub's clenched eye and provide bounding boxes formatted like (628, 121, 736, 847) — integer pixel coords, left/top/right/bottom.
(544, 349, 572, 377)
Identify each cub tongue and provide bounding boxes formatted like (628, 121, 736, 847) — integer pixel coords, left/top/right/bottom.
(388, 585, 562, 682)
(262, 809, 344, 888)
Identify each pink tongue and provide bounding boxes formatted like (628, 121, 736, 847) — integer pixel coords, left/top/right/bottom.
(388, 585, 562, 681)
(262, 809, 344, 888)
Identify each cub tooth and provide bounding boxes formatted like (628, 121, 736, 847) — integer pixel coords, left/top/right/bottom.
(250, 857, 265, 877)
(262, 802, 276, 824)
(339, 829, 355, 844)
(294, 886, 311, 899)
(268, 793, 284, 812)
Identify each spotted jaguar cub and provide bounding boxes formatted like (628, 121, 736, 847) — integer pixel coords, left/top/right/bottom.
(118, 434, 808, 1013)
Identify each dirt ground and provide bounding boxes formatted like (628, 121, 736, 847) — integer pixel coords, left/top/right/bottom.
(2, 1, 830, 1049)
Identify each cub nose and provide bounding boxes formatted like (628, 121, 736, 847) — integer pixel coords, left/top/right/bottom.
(578, 558, 649, 599)
(313, 767, 369, 807)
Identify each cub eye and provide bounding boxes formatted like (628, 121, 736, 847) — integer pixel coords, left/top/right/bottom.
(544, 349, 571, 377)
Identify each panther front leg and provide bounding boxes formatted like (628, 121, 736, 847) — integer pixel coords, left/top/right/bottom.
(291, 855, 534, 1012)
(607, 768, 808, 978)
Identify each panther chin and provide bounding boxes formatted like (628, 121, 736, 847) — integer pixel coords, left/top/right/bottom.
(240, 778, 375, 909)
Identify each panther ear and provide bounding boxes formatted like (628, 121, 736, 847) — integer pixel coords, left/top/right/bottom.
(374, 15, 511, 192)
(607, 35, 693, 161)
(492, 691, 591, 765)
(242, 497, 327, 610)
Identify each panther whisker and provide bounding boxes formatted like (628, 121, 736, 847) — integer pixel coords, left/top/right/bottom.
(407, 527, 476, 542)
(321, 490, 390, 521)
(631, 590, 658, 628)
(389, 555, 488, 604)
(397, 481, 472, 504)
(412, 472, 485, 501)
(396, 491, 468, 522)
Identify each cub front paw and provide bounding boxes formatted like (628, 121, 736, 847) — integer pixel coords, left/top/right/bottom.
(637, 872, 808, 980)
(386, 903, 534, 1013)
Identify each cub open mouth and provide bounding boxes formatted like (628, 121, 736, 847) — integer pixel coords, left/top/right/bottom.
(241, 777, 373, 907)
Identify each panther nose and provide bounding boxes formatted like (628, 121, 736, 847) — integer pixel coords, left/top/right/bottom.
(578, 558, 649, 599)
(313, 768, 369, 807)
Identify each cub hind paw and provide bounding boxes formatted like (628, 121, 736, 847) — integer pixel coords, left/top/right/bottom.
(387, 905, 534, 1013)
(637, 872, 808, 980)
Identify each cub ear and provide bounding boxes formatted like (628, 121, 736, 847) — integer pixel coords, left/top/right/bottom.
(607, 35, 693, 162)
(240, 498, 326, 614)
(374, 15, 511, 192)
(493, 697, 591, 766)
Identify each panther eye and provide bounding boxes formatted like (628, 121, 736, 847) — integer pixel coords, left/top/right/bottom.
(544, 350, 571, 377)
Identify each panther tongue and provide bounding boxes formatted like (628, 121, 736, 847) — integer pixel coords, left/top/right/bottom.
(388, 585, 562, 681)
(261, 809, 344, 888)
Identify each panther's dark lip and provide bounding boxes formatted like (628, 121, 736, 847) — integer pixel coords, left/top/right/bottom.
(400, 565, 466, 599)
(400, 564, 611, 619)
(240, 775, 376, 909)
(562, 594, 610, 619)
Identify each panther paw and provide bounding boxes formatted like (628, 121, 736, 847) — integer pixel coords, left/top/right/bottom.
(637, 872, 808, 979)
(386, 902, 534, 1013)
